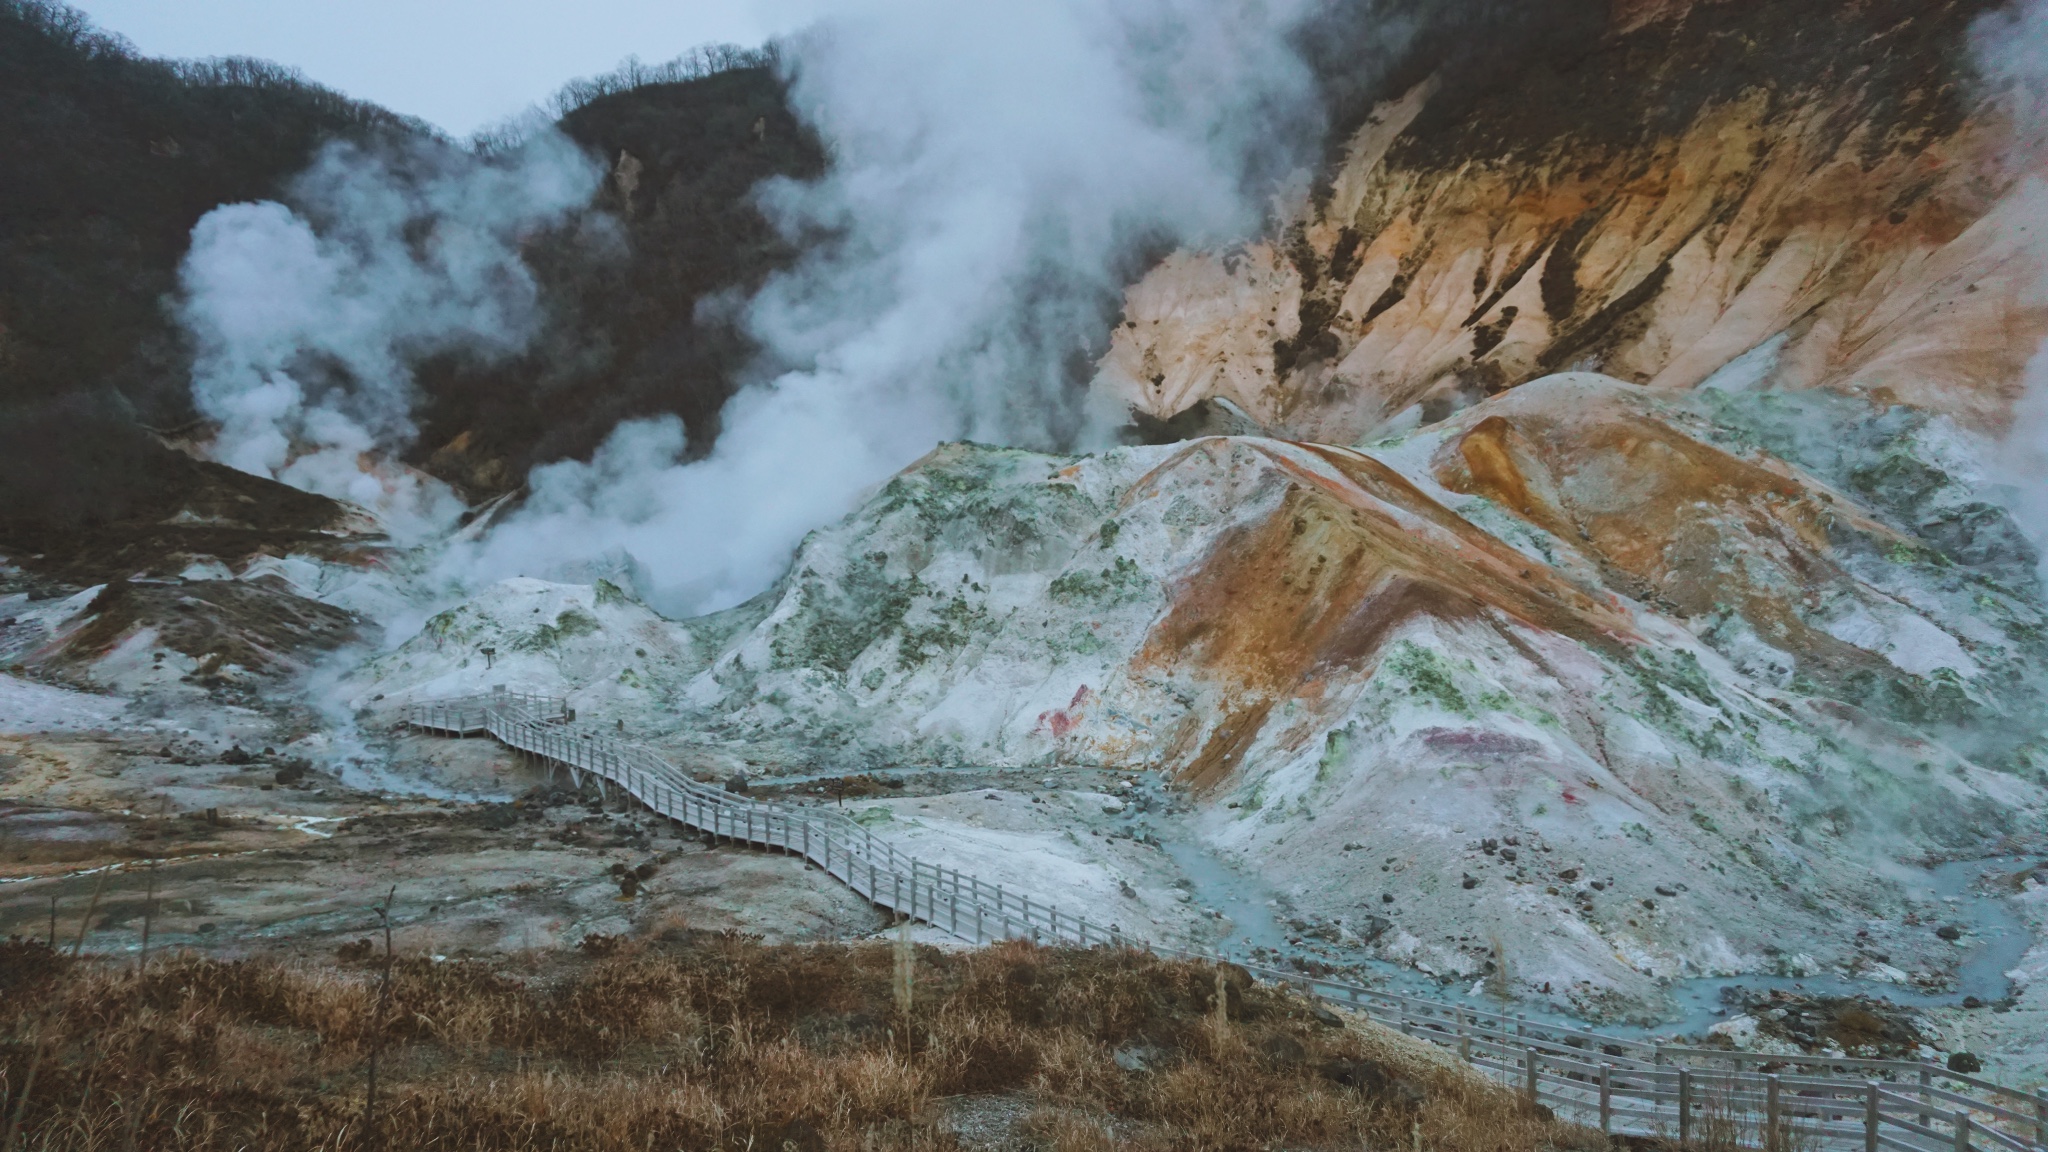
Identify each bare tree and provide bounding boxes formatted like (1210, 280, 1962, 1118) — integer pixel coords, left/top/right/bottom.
(471, 43, 780, 154)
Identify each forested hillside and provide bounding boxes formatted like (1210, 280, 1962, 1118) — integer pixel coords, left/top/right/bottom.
(0, 0, 822, 575)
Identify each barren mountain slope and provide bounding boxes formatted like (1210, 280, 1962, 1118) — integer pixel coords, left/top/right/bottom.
(1100, 0, 2044, 439)
(356, 372, 2047, 1015)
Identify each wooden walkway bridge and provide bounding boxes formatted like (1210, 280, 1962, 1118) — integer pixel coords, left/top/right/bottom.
(406, 689, 2047, 1152)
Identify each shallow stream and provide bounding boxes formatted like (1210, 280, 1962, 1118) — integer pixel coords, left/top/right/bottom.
(1171, 845, 2040, 1037)
(1614, 856, 2041, 1038)
(769, 765, 2039, 1038)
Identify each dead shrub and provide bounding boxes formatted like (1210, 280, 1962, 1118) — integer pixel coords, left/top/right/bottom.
(926, 1009, 1041, 1095)
(0, 936, 1595, 1151)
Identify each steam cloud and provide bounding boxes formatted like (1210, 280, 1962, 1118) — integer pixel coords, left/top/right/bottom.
(179, 131, 603, 540)
(450, 0, 1328, 615)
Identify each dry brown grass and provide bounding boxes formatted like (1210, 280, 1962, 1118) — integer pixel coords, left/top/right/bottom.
(0, 935, 1593, 1151)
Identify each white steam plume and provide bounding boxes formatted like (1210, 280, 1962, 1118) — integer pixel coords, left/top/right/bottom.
(178, 131, 603, 540)
(451, 0, 1326, 615)
(1975, 0, 2048, 577)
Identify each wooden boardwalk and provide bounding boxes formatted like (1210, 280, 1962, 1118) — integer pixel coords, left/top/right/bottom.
(407, 690, 2048, 1152)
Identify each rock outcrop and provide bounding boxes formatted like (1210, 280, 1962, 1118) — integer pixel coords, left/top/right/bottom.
(1099, 0, 2047, 439)
(369, 368, 2046, 1013)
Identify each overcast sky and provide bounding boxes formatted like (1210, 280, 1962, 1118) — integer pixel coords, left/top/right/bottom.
(70, 0, 808, 136)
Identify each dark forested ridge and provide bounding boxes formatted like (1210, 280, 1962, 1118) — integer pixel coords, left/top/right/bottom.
(0, 0, 822, 567)
(0, 0, 427, 570)
(0, 0, 424, 425)
(411, 63, 827, 499)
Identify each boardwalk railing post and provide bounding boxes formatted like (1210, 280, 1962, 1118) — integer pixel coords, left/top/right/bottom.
(1954, 1109, 1971, 1152)
(1678, 1068, 1692, 1148)
(1600, 1063, 1613, 1134)
(1767, 1073, 1781, 1152)
(1525, 1047, 1538, 1103)
(1865, 1080, 1881, 1152)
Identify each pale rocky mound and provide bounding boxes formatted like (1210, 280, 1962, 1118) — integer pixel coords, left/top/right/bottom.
(1423, 375, 2048, 765)
(379, 373, 2046, 1016)
(1098, 0, 2045, 440)
(345, 577, 727, 719)
(2, 575, 362, 699)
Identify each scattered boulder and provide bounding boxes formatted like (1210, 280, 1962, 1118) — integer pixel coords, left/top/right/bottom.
(579, 933, 625, 956)
(1318, 1058, 1425, 1108)
(1708, 1014, 1760, 1045)
(1711, 989, 1931, 1057)
(1113, 1044, 1159, 1072)
(468, 804, 522, 831)
(520, 784, 577, 808)
(1258, 1032, 1307, 1066)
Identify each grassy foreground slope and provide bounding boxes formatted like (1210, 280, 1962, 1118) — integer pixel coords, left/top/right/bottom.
(0, 936, 1574, 1152)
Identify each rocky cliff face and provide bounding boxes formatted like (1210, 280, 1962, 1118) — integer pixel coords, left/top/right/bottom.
(1100, 0, 2044, 440)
